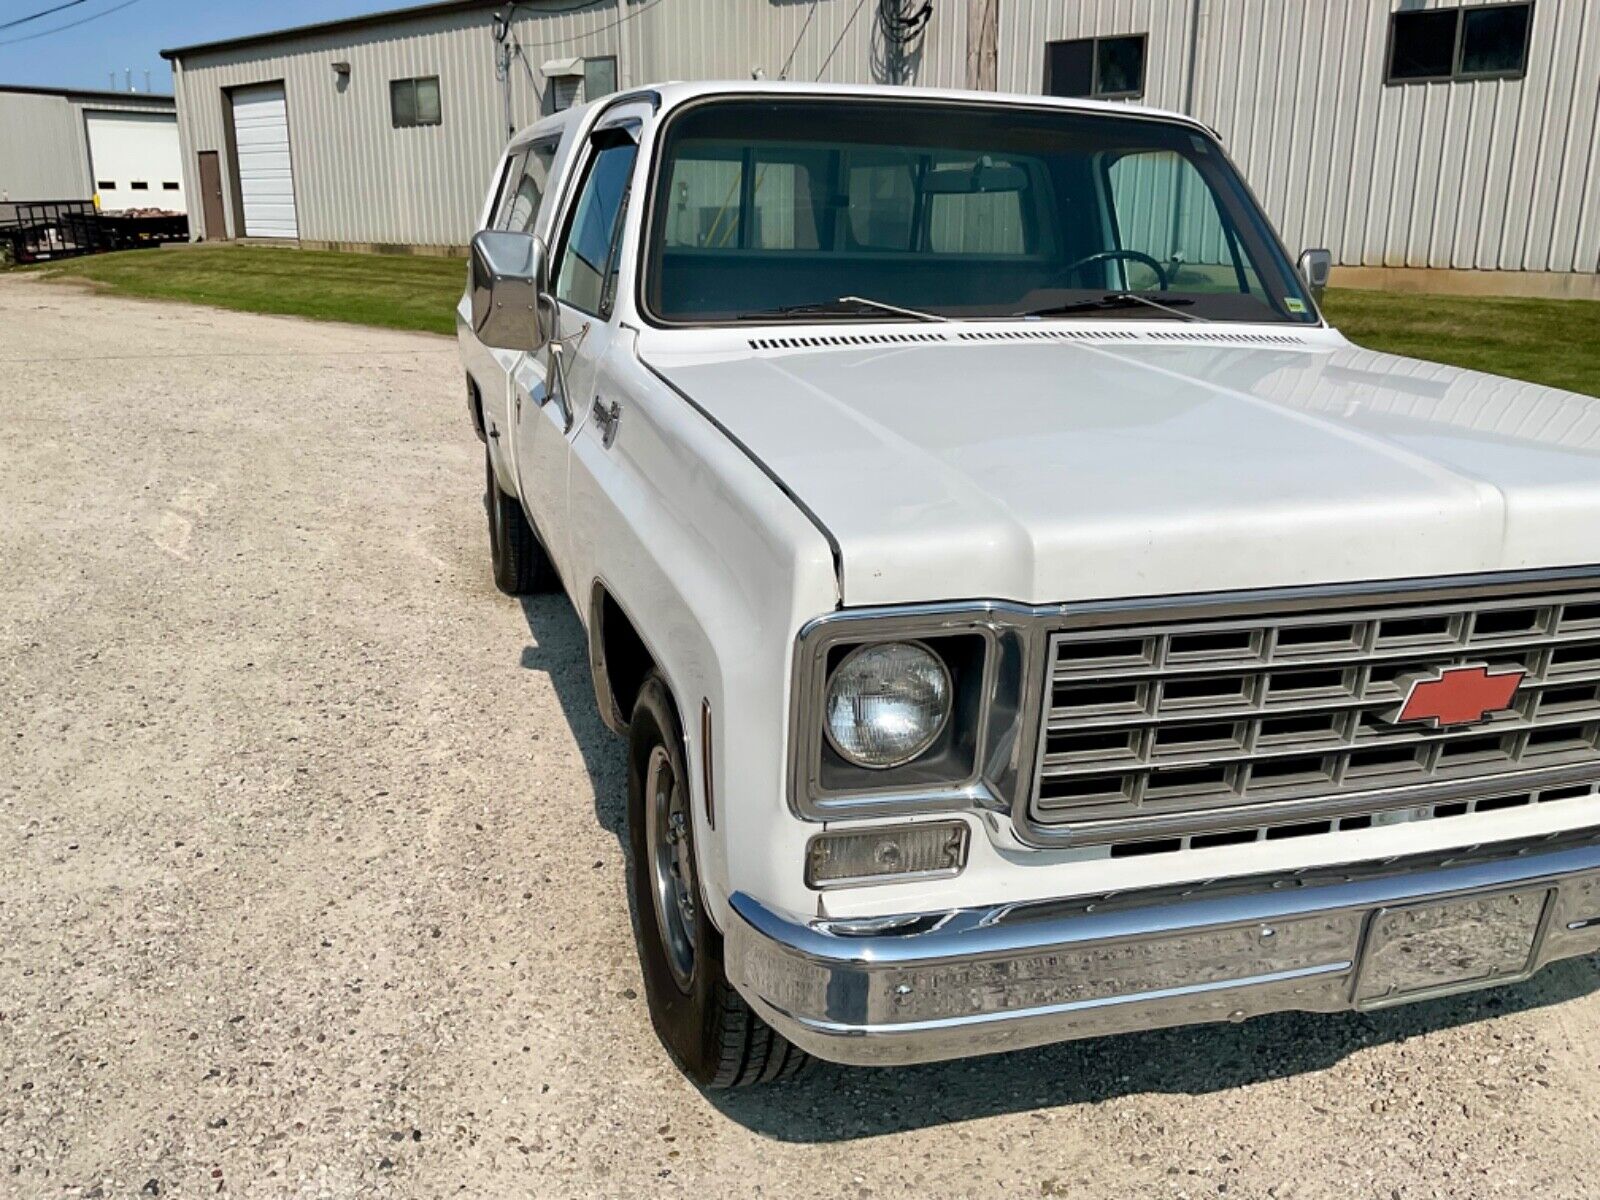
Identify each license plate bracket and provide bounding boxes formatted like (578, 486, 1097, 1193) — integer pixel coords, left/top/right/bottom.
(1354, 886, 1552, 1009)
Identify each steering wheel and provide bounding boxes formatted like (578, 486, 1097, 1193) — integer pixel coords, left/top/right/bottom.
(1058, 249, 1170, 291)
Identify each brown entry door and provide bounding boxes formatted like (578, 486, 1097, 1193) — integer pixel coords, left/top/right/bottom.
(197, 151, 226, 240)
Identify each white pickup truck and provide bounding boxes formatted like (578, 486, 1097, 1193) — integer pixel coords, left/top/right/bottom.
(457, 81, 1600, 1088)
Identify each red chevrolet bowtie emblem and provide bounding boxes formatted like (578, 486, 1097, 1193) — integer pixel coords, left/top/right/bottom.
(1390, 664, 1525, 728)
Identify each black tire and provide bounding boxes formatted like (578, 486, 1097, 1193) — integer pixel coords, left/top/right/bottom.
(627, 673, 809, 1088)
(485, 448, 552, 596)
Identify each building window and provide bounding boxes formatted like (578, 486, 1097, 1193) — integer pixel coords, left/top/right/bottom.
(131, 181, 148, 190)
(97, 180, 115, 190)
(163, 181, 180, 190)
(1043, 35, 1146, 99)
(583, 56, 617, 101)
(1386, 3, 1533, 84)
(390, 75, 442, 127)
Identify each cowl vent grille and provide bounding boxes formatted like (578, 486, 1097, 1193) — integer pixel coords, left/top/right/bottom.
(956, 328, 1311, 348)
(744, 327, 1314, 352)
(747, 331, 951, 350)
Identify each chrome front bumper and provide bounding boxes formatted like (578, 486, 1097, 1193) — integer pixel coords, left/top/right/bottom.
(724, 836, 1600, 1066)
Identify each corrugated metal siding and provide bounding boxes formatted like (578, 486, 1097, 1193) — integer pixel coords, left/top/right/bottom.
(618, 0, 965, 88)
(166, 0, 1598, 272)
(1204, 0, 1600, 273)
(170, 7, 510, 246)
(0, 91, 90, 199)
(1, 89, 175, 202)
(999, 0, 1599, 273)
(167, 0, 966, 247)
(997, 0, 1196, 104)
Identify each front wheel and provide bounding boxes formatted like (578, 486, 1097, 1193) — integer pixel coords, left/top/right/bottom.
(626, 674, 809, 1088)
(484, 448, 552, 595)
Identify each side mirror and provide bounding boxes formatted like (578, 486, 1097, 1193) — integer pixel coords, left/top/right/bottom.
(469, 230, 550, 353)
(1297, 247, 1332, 304)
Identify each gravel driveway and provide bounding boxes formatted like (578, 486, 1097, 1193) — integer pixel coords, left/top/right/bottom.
(2, 274, 1598, 1200)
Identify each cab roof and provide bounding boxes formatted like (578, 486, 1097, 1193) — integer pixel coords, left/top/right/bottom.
(507, 79, 1205, 152)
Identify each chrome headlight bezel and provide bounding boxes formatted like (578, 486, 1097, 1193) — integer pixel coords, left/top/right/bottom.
(787, 605, 1046, 823)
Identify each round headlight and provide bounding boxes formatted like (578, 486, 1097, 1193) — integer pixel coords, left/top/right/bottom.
(824, 642, 952, 769)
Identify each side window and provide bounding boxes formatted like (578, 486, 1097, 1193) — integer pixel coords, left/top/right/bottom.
(554, 139, 638, 316)
(502, 139, 560, 234)
(487, 150, 526, 230)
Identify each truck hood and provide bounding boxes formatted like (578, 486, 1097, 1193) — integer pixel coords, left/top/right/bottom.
(641, 327, 1600, 606)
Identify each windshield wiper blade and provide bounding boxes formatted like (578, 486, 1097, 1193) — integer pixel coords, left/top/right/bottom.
(734, 295, 947, 323)
(1015, 293, 1206, 322)
(1106, 292, 1209, 322)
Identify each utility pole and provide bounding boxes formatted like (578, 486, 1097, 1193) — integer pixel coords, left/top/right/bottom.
(965, 0, 998, 91)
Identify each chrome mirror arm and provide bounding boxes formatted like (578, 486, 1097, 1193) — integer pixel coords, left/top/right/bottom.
(547, 339, 575, 432)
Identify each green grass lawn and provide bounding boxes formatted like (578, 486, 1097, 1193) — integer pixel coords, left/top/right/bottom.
(26, 244, 465, 335)
(1321, 288, 1600, 398)
(20, 244, 1600, 396)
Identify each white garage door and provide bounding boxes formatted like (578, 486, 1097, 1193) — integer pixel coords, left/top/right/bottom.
(85, 111, 186, 214)
(230, 83, 298, 239)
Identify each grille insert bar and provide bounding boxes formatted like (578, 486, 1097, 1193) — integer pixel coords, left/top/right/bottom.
(1104, 781, 1594, 861)
(1030, 590, 1600, 835)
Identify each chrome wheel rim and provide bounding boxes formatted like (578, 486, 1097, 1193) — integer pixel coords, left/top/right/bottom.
(645, 743, 697, 992)
(488, 476, 504, 544)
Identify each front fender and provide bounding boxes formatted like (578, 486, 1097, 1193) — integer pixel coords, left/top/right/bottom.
(565, 339, 839, 931)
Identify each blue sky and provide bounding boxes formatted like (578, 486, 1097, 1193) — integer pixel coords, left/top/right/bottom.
(0, 0, 397, 92)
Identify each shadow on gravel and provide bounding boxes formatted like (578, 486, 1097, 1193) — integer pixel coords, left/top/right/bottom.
(710, 954, 1600, 1142)
(516, 593, 628, 840)
(505, 589, 1600, 1145)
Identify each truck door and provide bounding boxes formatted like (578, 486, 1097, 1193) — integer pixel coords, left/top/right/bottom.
(512, 106, 644, 604)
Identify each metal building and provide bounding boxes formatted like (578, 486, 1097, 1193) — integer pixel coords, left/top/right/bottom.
(161, 0, 1598, 296)
(0, 84, 186, 215)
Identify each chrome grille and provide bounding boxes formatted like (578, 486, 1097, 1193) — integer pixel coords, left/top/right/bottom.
(1030, 590, 1600, 837)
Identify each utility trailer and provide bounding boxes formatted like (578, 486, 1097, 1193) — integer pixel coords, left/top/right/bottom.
(1, 199, 188, 264)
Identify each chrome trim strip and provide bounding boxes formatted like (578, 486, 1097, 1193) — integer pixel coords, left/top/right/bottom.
(771, 961, 1354, 1038)
(1031, 766, 1599, 848)
(724, 832, 1600, 1066)
(786, 609, 1030, 822)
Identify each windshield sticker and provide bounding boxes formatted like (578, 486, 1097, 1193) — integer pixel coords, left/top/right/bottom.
(1284, 297, 1307, 314)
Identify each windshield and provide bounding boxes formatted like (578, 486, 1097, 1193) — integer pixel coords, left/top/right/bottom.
(643, 98, 1318, 325)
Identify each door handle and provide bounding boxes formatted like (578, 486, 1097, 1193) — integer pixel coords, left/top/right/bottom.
(590, 396, 622, 448)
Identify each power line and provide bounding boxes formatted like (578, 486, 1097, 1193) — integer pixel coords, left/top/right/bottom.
(0, 0, 144, 47)
(0, 0, 90, 33)
(512, 0, 667, 50)
(776, 0, 819, 80)
(815, 0, 867, 81)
